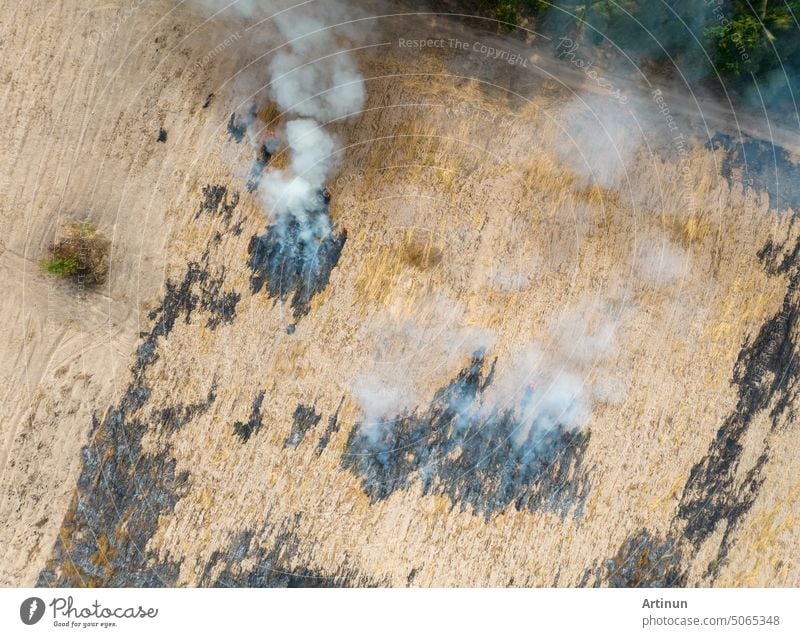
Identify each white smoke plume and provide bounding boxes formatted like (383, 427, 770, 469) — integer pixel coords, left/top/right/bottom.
(555, 92, 648, 189)
(350, 293, 497, 444)
(195, 0, 366, 223)
(260, 118, 336, 228)
(350, 294, 624, 458)
(258, 1, 365, 223)
(634, 236, 690, 283)
(267, 7, 365, 122)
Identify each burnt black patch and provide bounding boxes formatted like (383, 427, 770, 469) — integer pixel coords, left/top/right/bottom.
(707, 132, 800, 212)
(147, 265, 199, 338)
(202, 93, 214, 109)
(234, 391, 266, 443)
(316, 397, 344, 455)
(37, 186, 248, 586)
(195, 184, 240, 224)
(200, 268, 240, 329)
(159, 386, 217, 432)
(194, 184, 244, 242)
(342, 355, 591, 518)
(247, 192, 346, 320)
(285, 404, 321, 447)
(148, 261, 239, 334)
(37, 306, 217, 586)
(227, 112, 248, 143)
(139, 187, 243, 332)
(157, 128, 167, 143)
(200, 517, 384, 587)
(589, 233, 800, 586)
(583, 530, 686, 588)
(246, 143, 274, 193)
(675, 234, 800, 577)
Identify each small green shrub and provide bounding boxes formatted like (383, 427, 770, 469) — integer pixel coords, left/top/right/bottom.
(42, 220, 110, 286)
(43, 256, 79, 277)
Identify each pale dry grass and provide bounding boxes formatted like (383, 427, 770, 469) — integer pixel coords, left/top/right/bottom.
(4, 1, 798, 587)
(142, 47, 799, 587)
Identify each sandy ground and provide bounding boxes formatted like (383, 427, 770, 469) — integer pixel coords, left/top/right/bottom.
(1, 1, 799, 587)
(0, 0, 225, 585)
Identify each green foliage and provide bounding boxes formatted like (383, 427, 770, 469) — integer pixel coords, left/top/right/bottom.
(475, 0, 799, 104)
(705, 15, 760, 76)
(494, 1, 521, 30)
(705, 0, 800, 82)
(43, 256, 79, 277)
(476, 0, 551, 29)
(41, 220, 110, 285)
(573, 0, 640, 42)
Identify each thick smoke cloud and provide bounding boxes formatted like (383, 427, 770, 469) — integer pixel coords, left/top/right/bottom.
(196, 0, 365, 230)
(268, 8, 365, 122)
(255, 1, 366, 219)
(343, 309, 613, 515)
(350, 295, 622, 461)
(261, 118, 336, 223)
(555, 93, 647, 189)
(350, 294, 496, 445)
(194, 1, 367, 320)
